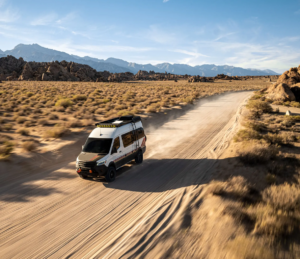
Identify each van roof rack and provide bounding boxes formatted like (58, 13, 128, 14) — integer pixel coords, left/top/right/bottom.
(95, 116, 141, 128)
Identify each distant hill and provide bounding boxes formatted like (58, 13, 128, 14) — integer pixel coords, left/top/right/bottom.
(1, 44, 279, 76)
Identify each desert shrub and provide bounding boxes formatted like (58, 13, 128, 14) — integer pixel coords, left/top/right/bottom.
(43, 127, 70, 138)
(234, 129, 261, 142)
(17, 128, 29, 136)
(55, 106, 65, 112)
(55, 98, 73, 108)
(251, 204, 297, 237)
(117, 110, 134, 117)
(26, 92, 34, 97)
(238, 142, 279, 164)
(24, 121, 32, 127)
(65, 107, 73, 113)
(290, 101, 300, 108)
(0, 141, 14, 160)
(250, 94, 264, 100)
(82, 119, 94, 126)
(273, 101, 283, 105)
(102, 98, 110, 103)
(262, 184, 300, 211)
(283, 101, 290, 107)
(246, 100, 272, 114)
(95, 108, 105, 114)
(48, 114, 58, 120)
(243, 120, 265, 132)
(22, 141, 37, 152)
(66, 120, 82, 128)
(182, 96, 194, 104)
(37, 119, 48, 126)
(33, 108, 42, 114)
(115, 104, 127, 110)
(3, 124, 13, 131)
(286, 115, 300, 122)
(16, 117, 26, 124)
(281, 119, 293, 127)
(208, 176, 251, 200)
(225, 235, 273, 259)
(146, 105, 157, 113)
(73, 95, 87, 101)
(264, 132, 296, 145)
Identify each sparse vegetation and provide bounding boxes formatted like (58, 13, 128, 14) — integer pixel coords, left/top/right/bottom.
(43, 127, 70, 138)
(22, 141, 37, 152)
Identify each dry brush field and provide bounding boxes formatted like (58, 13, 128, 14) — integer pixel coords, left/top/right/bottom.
(0, 79, 269, 159)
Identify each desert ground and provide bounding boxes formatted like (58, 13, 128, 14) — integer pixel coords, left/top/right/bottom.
(2, 78, 297, 258)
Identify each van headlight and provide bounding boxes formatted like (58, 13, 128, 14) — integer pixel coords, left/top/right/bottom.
(97, 160, 106, 166)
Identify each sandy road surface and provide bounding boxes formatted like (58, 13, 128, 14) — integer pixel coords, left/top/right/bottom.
(0, 91, 251, 258)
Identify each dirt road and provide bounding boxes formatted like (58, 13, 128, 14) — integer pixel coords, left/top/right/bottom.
(0, 91, 252, 258)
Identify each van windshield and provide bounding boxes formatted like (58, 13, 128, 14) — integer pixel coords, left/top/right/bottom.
(83, 138, 112, 154)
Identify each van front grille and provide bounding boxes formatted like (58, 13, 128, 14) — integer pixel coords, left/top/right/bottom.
(78, 161, 96, 168)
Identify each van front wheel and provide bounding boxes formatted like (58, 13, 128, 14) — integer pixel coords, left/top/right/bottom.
(105, 166, 116, 182)
(135, 150, 143, 164)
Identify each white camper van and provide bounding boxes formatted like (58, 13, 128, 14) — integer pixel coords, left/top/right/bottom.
(76, 115, 146, 182)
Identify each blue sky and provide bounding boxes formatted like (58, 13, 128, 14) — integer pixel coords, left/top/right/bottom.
(0, 0, 299, 73)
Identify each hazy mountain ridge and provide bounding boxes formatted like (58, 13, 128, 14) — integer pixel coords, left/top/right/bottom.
(1, 44, 279, 76)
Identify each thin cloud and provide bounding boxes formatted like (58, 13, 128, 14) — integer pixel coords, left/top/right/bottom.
(0, 7, 20, 23)
(163, 0, 170, 2)
(31, 13, 57, 26)
(173, 49, 209, 58)
(295, 9, 300, 14)
(146, 25, 176, 44)
(56, 12, 76, 25)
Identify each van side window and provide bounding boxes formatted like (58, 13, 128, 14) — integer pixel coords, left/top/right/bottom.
(122, 132, 134, 147)
(112, 136, 120, 150)
(136, 128, 145, 139)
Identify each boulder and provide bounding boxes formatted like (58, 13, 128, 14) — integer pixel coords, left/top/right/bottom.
(265, 83, 296, 101)
(42, 73, 49, 81)
(18, 63, 33, 80)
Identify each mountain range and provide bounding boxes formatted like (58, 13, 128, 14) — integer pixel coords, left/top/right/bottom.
(0, 44, 279, 76)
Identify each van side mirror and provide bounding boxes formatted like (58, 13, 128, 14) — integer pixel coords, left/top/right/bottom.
(111, 147, 117, 154)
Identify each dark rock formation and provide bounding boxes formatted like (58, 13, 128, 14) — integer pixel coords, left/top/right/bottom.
(0, 55, 282, 83)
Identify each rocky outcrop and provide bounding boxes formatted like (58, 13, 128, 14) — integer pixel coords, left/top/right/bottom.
(0, 55, 283, 83)
(18, 63, 33, 80)
(264, 65, 300, 102)
(276, 66, 300, 87)
(265, 83, 296, 102)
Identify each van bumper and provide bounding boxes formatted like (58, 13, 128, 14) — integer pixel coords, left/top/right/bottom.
(77, 164, 108, 178)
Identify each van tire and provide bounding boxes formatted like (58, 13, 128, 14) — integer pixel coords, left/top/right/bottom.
(79, 175, 87, 180)
(135, 150, 143, 164)
(105, 166, 116, 182)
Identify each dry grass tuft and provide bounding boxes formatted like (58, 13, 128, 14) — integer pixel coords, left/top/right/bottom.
(237, 142, 279, 164)
(234, 129, 261, 142)
(16, 128, 29, 136)
(225, 235, 274, 259)
(22, 141, 37, 152)
(55, 98, 73, 108)
(262, 183, 300, 211)
(43, 127, 70, 138)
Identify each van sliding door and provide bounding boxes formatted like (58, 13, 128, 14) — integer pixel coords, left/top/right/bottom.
(121, 131, 135, 164)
